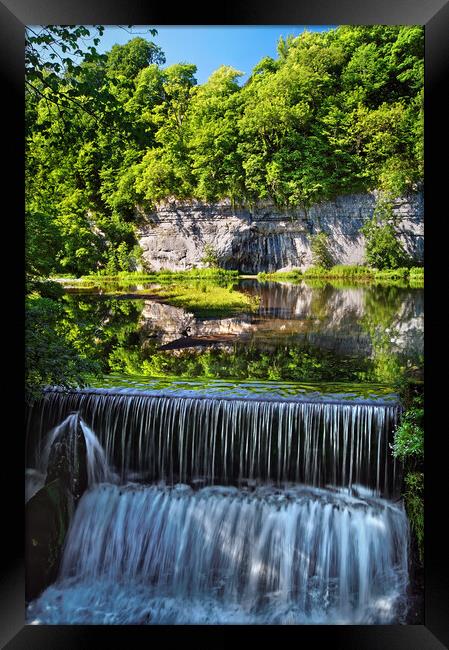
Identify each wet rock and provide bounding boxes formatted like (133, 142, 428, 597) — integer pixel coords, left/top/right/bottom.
(46, 412, 88, 504)
(25, 478, 72, 602)
(27, 413, 89, 601)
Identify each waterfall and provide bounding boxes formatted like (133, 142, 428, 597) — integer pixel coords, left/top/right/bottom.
(26, 387, 409, 624)
(27, 482, 409, 624)
(27, 389, 400, 496)
(26, 412, 112, 503)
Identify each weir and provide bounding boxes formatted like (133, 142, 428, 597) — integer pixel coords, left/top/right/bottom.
(26, 388, 401, 496)
(25, 386, 409, 624)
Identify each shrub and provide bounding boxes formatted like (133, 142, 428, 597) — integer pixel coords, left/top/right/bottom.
(392, 399, 424, 464)
(361, 198, 411, 269)
(310, 232, 333, 269)
(201, 244, 219, 268)
(404, 471, 424, 564)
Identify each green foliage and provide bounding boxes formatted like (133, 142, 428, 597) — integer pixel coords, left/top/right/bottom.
(409, 266, 424, 287)
(106, 37, 165, 79)
(302, 266, 333, 278)
(404, 471, 424, 564)
(257, 269, 303, 282)
(392, 398, 424, 464)
(25, 295, 100, 403)
(361, 198, 411, 270)
(362, 218, 410, 270)
(310, 232, 333, 269)
(391, 392, 424, 564)
(201, 244, 219, 268)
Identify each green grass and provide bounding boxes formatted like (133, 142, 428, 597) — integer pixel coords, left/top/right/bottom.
(80, 268, 239, 284)
(257, 268, 303, 282)
(258, 265, 424, 286)
(154, 282, 259, 317)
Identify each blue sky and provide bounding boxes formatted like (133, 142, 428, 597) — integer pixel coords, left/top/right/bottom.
(96, 25, 336, 85)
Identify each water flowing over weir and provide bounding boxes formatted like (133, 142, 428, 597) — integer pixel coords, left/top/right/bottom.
(27, 388, 401, 495)
(27, 483, 409, 624)
(26, 386, 410, 624)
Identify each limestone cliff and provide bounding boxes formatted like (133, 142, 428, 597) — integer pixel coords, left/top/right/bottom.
(137, 192, 423, 273)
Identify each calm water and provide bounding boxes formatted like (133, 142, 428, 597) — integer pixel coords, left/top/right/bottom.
(58, 278, 423, 390)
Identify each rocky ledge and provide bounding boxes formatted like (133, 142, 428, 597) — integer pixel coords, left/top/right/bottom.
(137, 192, 424, 274)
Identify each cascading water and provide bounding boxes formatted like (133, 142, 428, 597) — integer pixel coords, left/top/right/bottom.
(26, 387, 410, 624)
(26, 412, 112, 502)
(27, 388, 400, 495)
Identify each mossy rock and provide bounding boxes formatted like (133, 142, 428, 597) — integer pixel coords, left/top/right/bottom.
(25, 478, 73, 602)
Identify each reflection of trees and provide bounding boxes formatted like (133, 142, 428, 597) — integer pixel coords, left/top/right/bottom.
(60, 296, 143, 372)
(360, 286, 423, 383)
(57, 285, 423, 385)
(108, 340, 371, 383)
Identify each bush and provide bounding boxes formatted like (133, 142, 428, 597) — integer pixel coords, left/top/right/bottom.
(361, 198, 411, 269)
(302, 266, 329, 277)
(201, 244, 219, 268)
(392, 399, 424, 464)
(391, 395, 424, 564)
(310, 232, 333, 269)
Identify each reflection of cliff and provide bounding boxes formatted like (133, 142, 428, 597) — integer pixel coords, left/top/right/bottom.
(139, 300, 252, 349)
(138, 283, 423, 360)
(387, 316, 424, 356)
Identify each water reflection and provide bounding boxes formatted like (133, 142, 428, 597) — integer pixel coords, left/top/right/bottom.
(59, 280, 423, 386)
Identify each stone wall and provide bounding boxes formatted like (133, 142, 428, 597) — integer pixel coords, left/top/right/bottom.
(137, 192, 424, 273)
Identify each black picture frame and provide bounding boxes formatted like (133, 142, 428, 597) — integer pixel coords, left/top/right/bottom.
(1, 0, 447, 647)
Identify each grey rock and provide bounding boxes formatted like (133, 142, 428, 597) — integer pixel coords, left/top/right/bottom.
(137, 193, 424, 273)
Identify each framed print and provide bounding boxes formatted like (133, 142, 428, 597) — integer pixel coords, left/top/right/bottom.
(1, 0, 448, 647)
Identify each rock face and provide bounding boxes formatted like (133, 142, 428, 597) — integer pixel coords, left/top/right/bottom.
(26, 413, 89, 602)
(25, 478, 73, 602)
(137, 192, 424, 273)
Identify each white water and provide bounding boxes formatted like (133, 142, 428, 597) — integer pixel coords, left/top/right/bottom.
(27, 482, 409, 624)
(26, 390, 409, 625)
(27, 390, 400, 495)
(26, 413, 112, 502)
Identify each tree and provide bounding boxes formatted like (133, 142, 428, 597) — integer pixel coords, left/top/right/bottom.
(361, 198, 411, 269)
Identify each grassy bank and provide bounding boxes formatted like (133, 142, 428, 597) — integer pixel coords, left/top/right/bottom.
(57, 269, 258, 318)
(155, 282, 259, 317)
(258, 265, 424, 286)
(79, 268, 240, 284)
